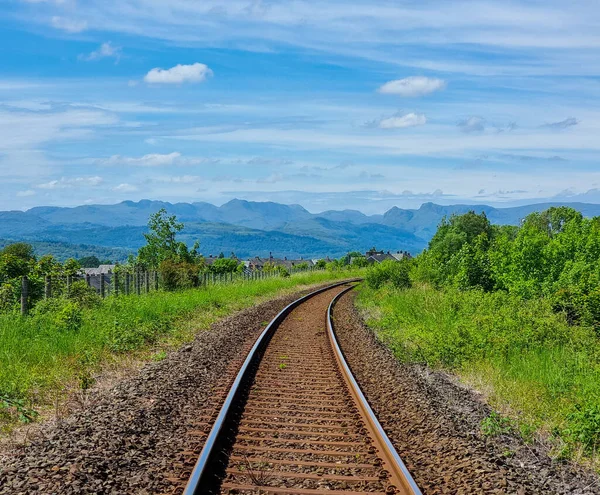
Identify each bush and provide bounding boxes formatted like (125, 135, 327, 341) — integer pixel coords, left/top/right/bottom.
(276, 266, 290, 277)
(566, 404, 600, 454)
(159, 260, 200, 290)
(365, 260, 412, 289)
(54, 301, 83, 332)
(0, 282, 18, 311)
(67, 280, 102, 308)
(32, 298, 83, 332)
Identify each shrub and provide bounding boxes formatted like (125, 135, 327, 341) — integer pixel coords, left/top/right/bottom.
(565, 404, 600, 454)
(33, 298, 83, 332)
(55, 301, 83, 332)
(365, 259, 412, 289)
(67, 280, 102, 308)
(159, 260, 199, 290)
(0, 282, 18, 311)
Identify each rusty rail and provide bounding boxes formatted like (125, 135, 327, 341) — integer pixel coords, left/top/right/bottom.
(182, 280, 420, 495)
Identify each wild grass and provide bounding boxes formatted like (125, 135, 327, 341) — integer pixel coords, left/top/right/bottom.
(0, 270, 360, 430)
(357, 283, 600, 464)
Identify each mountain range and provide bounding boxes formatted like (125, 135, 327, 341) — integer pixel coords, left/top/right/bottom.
(3, 199, 600, 261)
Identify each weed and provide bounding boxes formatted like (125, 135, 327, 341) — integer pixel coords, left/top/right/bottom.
(481, 412, 513, 437)
(237, 455, 271, 485)
(278, 363, 287, 370)
(0, 395, 38, 423)
(151, 350, 167, 361)
(565, 404, 600, 454)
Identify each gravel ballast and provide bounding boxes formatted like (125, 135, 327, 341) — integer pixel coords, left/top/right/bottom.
(333, 290, 600, 494)
(0, 283, 339, 495)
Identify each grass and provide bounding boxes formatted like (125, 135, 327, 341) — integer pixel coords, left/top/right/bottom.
(0, 270, 361, 431)
(356, 283, 600, 465)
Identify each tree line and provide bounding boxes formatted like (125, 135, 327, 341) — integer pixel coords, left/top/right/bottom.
(369, 206, 600, 332)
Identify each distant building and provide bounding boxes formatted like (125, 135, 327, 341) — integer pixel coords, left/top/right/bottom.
(81, 264, 116, 276)
(365, 249, 411, 264)
(247, 253, 314, 271)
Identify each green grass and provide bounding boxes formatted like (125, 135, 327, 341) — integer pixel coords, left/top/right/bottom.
(0, 270, 361, 430)
(357, 283, 600, 464)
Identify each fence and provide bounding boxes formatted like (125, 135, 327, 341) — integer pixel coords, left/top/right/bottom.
(18, 265, 319, 315)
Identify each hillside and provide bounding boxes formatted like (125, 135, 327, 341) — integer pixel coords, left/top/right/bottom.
(4, 199, 600, 260)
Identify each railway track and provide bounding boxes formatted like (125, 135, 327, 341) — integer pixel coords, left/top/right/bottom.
(182, 281, 421, 495)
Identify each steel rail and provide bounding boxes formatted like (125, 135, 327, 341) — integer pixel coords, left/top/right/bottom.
(327, 286, 422, 495)
(183, 279, 361, 495)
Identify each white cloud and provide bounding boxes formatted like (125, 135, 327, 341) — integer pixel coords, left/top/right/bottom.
(113, 183, 139, 192)
(37, 176, 103, 189)
(153, 175, 203, 184)
(144, 63, 213, 85)
(97, 152, 217, 167)
(79, 42, 121, 62)
(377, 112, 427, 129)
(51, 16, 88, 33)
(16, 190, 36, 197)
(458, 116, 486, 133)
(378, 77, 446, 97)
(99, 152, 182, 167)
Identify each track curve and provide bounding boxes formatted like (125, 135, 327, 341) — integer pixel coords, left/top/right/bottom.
(182, 281, 421, 495)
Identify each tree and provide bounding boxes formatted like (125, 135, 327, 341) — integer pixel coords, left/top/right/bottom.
(136, 209, 202, 268)
(1, 242, 35, 261)
(209, 258, 242, 274)
(79, 256, 103, 268)
(351, 256, 368, 268)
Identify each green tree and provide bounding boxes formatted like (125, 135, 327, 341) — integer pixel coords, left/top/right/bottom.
(0, 243, 35, 261)
(78, 256, 102, 268)
(136, 209, 202, 268)
(209, 258, 242, 275)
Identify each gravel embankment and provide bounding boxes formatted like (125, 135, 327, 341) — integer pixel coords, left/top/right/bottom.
(333, 290, 600, 494)
(0, 283, 337, 495)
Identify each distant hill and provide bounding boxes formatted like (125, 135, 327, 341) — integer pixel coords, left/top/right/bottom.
(3, 199, 600, 259)
(0, 239, 133, 263)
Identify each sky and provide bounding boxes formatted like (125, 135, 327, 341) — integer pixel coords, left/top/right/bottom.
(1, 0, 600, 214)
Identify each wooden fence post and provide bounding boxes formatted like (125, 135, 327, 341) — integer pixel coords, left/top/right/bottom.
(125, 273, 130, 295)
(145, 271, 150, 293)
(114, 272, 119, 296)
(154, 271, 159, 291)
(136, 271, 141, 295)
(45, 275, 52, 300)
(21, 276, 28, 316)
(100, 273, 106, 298)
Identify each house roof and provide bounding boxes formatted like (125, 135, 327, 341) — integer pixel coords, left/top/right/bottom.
(367, 253, 396, 263)
(82, 264, 116, 275)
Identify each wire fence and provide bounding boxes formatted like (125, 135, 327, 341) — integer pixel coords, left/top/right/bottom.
(18, 265, 319, 315)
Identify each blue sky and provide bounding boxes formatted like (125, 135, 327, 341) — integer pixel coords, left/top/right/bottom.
(1, 0, 599, 214)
